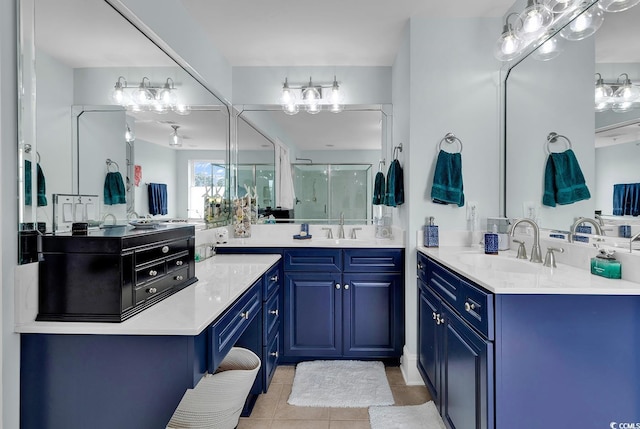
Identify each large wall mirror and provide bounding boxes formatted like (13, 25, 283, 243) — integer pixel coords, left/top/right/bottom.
(505, 0, 640, 231)
(18, 0, 230, 264)
(235, 105, 391, 224)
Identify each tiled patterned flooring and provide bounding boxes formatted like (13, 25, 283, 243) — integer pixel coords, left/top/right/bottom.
(237, 365, 431, 429)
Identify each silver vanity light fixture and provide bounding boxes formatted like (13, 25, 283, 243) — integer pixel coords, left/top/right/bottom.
(594, 73, 614, 112)
(515, 0, 554, 43)
(597, 0, 640, 12)
(125, 123, 135, 143)
(279, 76, 344, 115)
(110, 76, 190, 114)
(169, 124, 183, 147)
(612, 73, 640, 113)
(111, 76, 128, 104)
(134, 77, 154, 105)
(494, 13, 524, 61)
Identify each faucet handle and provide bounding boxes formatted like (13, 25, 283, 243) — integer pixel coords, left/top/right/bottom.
(322, 227, 333, 239)
(543, 247, 564, 268)
(350, 227, 362, 239)
(513, 239, 527, 260)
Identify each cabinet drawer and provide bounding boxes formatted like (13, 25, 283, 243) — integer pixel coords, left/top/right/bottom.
(135, 238, 189, 266)
(458, 279, 494, 340)
(264, 331, 280, 392)
(417, 251, 429, 283)
(135, 261, 166, 285)
(284, 249, 342, 272)
(166, 251, 189, 273)
(344, 248, 403, 272)
(134, 266, 188, 305)
(426, 259, 459, 308)
(264, 264, 280, 298)
(264, 289, 280, 343)
(209, 280, 262, 371)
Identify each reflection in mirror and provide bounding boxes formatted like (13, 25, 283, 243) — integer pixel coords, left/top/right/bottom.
(237, 107, 389, 224)
(505, 1, 640, 232)
(17, 0, 230, 264)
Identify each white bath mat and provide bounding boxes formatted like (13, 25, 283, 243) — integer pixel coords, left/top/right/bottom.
(287, 360, 394, 408)
(369, 401, 446, 429)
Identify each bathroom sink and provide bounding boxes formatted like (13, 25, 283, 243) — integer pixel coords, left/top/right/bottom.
(456, 253, 543, 274)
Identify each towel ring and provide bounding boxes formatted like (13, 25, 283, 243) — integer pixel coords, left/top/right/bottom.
(106, 159, 120, 172)
(545, 132, 572, 154)
(23, 143, 41, 163)
(438, 133, 463, 153)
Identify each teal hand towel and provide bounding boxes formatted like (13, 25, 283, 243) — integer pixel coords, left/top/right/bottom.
(372, 171, 386, 205)
(384, 160, 404, 207)
(104, 172, 126, 205)
(24, 160, 47, 207)
(431, 150, 464, 207)
(542, 149, 590, 207)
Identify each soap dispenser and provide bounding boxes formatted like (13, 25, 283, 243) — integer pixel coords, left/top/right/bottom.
(424, 216, 439, 247)
(590, 249, 621, 279)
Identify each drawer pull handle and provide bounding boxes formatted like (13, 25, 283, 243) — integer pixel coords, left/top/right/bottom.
(269, 309, 279, 316)
(344, 284, 350, 290)
(270, 351, 279, 358)
(175, 260, 184, 266)
(436, 314, 444, 325)
(417, 262, 423, 270)
(432, 312, 437, 320)
(149, 270, 158, 276)
(270, 275, 279, 282)
(336, 284, 341, 290)
(161, 245, 170, 254)
(464, 302, 476, 312)
(147, 287, 157, 294)
(175, 275, 184, 281)
(240, 311, 250, 320)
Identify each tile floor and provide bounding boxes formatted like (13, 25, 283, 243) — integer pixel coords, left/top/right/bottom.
(237, 364, 431, 429)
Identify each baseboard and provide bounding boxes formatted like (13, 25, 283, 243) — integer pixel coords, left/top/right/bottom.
(400, 345, 425, 386)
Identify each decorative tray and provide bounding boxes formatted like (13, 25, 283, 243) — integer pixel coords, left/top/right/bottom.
(129, 220, 160, 229)
(293, 234, 312, 240)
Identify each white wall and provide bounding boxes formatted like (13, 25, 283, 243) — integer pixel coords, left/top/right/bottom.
(133, 139, 178, 217)
(595, 141, 640, 213)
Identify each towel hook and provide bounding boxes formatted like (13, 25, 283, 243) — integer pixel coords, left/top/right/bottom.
(438, 133, 463, 153)
(23, 143, 41, 163)
(545, 132, 572, 154)
(393, 143, 403, 160)
(106, 158, 120, 172)
(378, 159, 386, 172)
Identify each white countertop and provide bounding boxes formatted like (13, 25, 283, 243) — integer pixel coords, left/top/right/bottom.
(15, 254, 281, 336)
(418, 245, 640, 295)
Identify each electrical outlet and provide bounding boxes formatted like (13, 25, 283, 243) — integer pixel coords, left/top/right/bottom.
(466, 201, 478, 221)
(522, 201, 539, 221)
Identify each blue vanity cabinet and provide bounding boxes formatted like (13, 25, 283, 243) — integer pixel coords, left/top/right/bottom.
(282, 248, 404, 361)
(417, 252, 494, 429)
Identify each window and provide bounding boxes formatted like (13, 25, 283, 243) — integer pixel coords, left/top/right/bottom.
(188, 160, 226, 221)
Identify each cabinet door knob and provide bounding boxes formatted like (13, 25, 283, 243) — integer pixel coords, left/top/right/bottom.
(240, 311, 250, 320)
(270, 275, 279, 282)
(161, 245, 170, 254)
(270, 351, 279, 358)
(175, 275, 184, 281)
(432, 312, 437, 320)
(149, 270, 158, 276)
(464, 302, 476, 312)
(147, 287, 157, 294)
(175, 260, 184, 266)
(336, 284, 341, 289)
(269, 309, 279, 316)
(417, 262, 423, 270)
(344, 284, 350, 290)
(436, 314, 444, 325)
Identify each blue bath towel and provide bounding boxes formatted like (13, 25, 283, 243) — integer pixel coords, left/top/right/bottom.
(104, 172, 126, 205)
(614, 183, 640, 216)
(384, 160, 404, 207)
(148, 183, 168, 215)
(542, 149, 590, 207)
(431, 150, 464, 207)
(24, 160, 47, 206)
(372, 171, 386, 205)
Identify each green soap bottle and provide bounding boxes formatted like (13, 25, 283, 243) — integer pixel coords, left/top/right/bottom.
(590, 250, 621, 280)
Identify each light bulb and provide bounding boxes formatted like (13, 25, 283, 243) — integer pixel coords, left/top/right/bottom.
(280, 78, 296, 106)
(306, 102, 321, 114)
(532, 34, 562, 61)
(560, 5, 604, 41)
(544, 0, 580, 13)
(173, 104, 191, 115)
(494, 28, 523, 61)
(125, 125, 135, 142)
(328, 76, 343, 113)
(516, 1, 553, 41)
(111, 76, 128, 104)
(283, 102, 299, 115)
(169, 125, 183, 147)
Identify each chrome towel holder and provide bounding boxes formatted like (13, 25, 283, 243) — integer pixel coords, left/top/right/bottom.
(438, 133, 463, 153)
(106, 158, 120, 172)
(546, 132, 572, 154)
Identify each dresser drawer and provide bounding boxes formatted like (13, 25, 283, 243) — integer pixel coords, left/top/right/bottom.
(264, 289, 280, 343)
(135, 261, 166, 285)
(134, 266, 188, 305)
(135, 238, 189, 266)
(344, 248, 403, 272)
(264, 264, 280, 298)
(458, 278, 494, 340)
(166, 251, 189, 273)
(209, 280, 262, 371)
(284, 249, 342, 272)
(426, 258, 459, 308)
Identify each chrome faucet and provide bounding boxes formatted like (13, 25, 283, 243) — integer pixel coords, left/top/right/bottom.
(510, 218, 542, 263)
(568, 217, 603, 243)
(337, 212, 345, 239)
(350, 227, 362, 239)
(127, 211, 139, 221)
(102, 213, 116, 225)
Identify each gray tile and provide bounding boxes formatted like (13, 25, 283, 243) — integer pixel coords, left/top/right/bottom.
(329, 421, 371, 429)
(384, 366, 406, 386)
(271, 365, 295, 384)
(391, 385, 431, 406)
(271, 420, 330, 429)
(329, 407, 370, 421)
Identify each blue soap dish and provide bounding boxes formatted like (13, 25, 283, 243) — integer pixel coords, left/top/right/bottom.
(293, 234, 312, 240)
